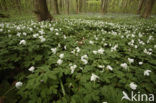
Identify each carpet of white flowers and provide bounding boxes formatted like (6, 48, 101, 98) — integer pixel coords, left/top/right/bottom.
(0, 16, 156, 103)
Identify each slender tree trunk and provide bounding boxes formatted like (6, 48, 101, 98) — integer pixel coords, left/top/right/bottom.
(122, 0, 129, 13)
(101, 0, 108, 14)
(66, 0, 69, 14)
(83, 0, 87, 12)
(141, 0, 155, 18)
(49, 0, 52, 10)
(76, 0, 79, 13)
(79, 0, 82, 12)
(59, 0, 63, 12)
(34, 0, 53, 21)
(54, 0, 59, 14)
(2, 0, 8, 11)
(137, 0, 146, 14)
(15, 0, 21, 12)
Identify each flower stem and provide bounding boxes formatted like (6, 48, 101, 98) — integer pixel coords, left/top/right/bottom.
(3, 87, 15, 96)
(60, 80, 66, 96)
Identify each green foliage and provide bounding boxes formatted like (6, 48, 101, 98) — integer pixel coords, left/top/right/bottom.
(0, 15, 156, 103)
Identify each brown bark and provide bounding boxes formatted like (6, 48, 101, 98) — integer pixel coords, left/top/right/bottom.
(141, 0, 155, 18)
(34, 0, 53, 21)
(137, 0, 146, 14)
(54, 0, 60, 14)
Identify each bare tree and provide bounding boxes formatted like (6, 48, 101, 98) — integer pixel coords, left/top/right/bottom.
(34, 0, 53, 21)
(141, 0, 155, 18)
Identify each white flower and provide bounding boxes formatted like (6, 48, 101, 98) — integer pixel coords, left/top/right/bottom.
(98, 65, 105, 69)
(28, 66, 35, 72)
(81, 59, 88, 64)
(139, 62, 143, 65)
(70, 64, 77, 74)
(104, 43, 107, 46)
(138, 33, 143, 37)
(15, 81, 23, 89)
(90, 73, 99, 81)
(71, 50, 76, 54)
(120, 63, 128, 69)
(17, 26, 20, 30)
(106, 65, 113, 71)
(81, 55, 88, 64)
(33, 33, 39, 38)
(29, 28, 33, 31)
(57, 59, 63, 65)
(39, 36, 46, 42)
(19, 40, 26, 45)
(89, 40, 94, 45)
(58, 43, 61, 47)
(59, 53, 64, 59)
(64, 46, 67, 50)
(128, 58, 134, 64)
(56, 32, 59, 35)
(111, 44, 118, 52)
(51, 48, 57, 54)
(144, 70, 152, 76)
(130, 82, 137, 90)
(144, 49, 152, 55)
(23, 32, 27, 36)
(55, 29, 58, 31)
(50, 27, 54, 31)
(93, 50, 98, 54)
(98, 48, 104, 54)
(64, 35, 67, 39)
(39, 30, 44, 34)
(76, 47, 80, 52)
(81, 55, 88, 59)
(134, 45, 138, 49)
(17, 32, 21, 37)
(0, 29, 3, 32)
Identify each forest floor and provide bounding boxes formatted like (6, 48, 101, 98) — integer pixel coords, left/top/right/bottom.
(0, 14, 156, 103)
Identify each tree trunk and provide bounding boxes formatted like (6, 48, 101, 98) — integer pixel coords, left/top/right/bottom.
(66, 0, 69, 14)
(79, 0, 83, 12)
(15, 0, 21, 12)
(54, 0, 60, 14)
(2, 0, 8, 11)
(141, 0, 155, 18)
(76, 0, 79, 13)
(59, 0, 63, 12)
(34, 0, 53, 21)
(101, 0, 108, 14)
(137, 0, 146, 14)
